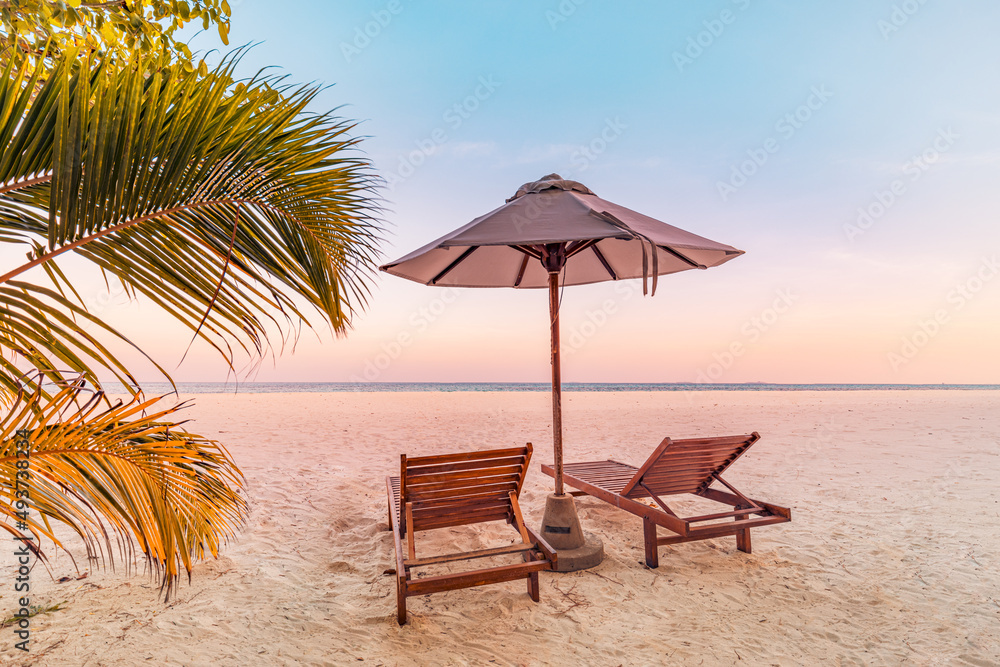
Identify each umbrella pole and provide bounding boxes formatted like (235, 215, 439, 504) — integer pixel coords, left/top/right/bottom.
(548, 271, 564, 496)
(540, 266, 602, 570)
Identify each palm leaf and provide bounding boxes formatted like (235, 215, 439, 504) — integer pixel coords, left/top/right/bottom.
(0, 48, 384, 389)
(0, 48, 379, 599)
(0, 378, 247, 600)
(0, 280, 167, 404)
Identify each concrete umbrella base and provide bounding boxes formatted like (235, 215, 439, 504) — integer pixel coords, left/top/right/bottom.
(539, 493, 604, 572)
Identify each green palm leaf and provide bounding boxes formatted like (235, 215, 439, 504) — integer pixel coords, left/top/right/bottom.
(0, 280, 165, 402)
(0, 48, 383, 388)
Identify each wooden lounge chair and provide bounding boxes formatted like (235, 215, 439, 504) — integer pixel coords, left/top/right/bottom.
(386, 444, 557, 625)
(541, 432, 790, 568)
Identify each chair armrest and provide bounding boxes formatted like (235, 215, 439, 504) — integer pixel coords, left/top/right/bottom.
(525, 525, 558, 568)
(386, 476, 407, 583)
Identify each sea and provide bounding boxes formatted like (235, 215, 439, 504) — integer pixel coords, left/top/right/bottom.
(100, 382, 1000, 394)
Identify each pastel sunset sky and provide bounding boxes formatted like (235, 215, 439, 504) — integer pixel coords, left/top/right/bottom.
(41, 1, 1000, 384)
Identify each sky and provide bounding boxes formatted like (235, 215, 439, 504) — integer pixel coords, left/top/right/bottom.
(24, 1, 1000, 384)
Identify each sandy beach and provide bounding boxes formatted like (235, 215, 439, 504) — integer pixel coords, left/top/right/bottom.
(4, 390, 999, 666)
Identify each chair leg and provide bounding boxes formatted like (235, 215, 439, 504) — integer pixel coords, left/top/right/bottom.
(396, 578, 407, 625)
(527, 570, 540, 602)
(643, 517, 659, 568)
(522, 550, 541, 601)
(736, 528, 751, 554)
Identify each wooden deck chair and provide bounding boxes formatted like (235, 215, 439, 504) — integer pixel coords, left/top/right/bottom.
(386, 444, 557, 625)
(541, 432, 790, 568)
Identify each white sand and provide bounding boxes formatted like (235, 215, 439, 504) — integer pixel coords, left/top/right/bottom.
(4, 390, 1000, 666)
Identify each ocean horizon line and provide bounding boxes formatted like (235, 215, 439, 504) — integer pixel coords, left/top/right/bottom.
(100, 381, 1000, 394)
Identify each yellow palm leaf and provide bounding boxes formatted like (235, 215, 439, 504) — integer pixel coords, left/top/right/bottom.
(0, 378, 247, 599)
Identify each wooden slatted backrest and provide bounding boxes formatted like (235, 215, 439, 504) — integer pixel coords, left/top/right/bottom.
(401, 444, 532, 532)
(622, 432, 759, 498)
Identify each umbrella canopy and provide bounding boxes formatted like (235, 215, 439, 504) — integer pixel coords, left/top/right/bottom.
(380, 174, 744, 502)
(381, 174, 744, 291)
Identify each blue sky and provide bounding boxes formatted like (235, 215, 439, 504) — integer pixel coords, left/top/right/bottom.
(87, 1, 1000, 383)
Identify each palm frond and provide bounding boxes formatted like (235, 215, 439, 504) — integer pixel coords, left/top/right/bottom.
(0, 280, 164, 404)
(0, 379, 248, 600)
(0, 48, 384, 386)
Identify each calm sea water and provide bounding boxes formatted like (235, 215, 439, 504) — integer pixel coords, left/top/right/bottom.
(101, 382, 1000, 394)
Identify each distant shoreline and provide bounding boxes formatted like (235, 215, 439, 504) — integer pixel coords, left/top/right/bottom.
(99, 381, 1000, 394)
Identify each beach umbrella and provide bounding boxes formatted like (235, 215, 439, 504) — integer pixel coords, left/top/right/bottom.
(380, 174, 744, 566)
